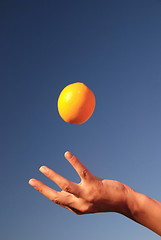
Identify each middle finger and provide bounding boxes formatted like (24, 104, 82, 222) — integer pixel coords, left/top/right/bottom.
(39, 166, 80, 196)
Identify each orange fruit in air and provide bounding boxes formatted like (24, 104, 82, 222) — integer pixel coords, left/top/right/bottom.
(57, 82, 96, 124)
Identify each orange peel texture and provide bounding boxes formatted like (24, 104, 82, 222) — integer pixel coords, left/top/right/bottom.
(57, 82, 96, 124)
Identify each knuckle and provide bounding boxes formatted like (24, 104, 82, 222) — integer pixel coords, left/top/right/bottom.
(47, 171, 56, 180)
(36, 186, 44, 194)
(45, 170, 52, 178)
(38, 188, 43, 193)
(81, 169, 88, 178)
(36, 183, 46, 193)
(52, 198, 60, 205)
(63, 184, 71, 193)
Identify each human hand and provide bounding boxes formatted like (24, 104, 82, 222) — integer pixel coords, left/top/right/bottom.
(28, 152, 129, 215)
(29, 152, 161, 236)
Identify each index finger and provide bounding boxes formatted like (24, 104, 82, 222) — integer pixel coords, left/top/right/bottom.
(64, 152, 93, 181)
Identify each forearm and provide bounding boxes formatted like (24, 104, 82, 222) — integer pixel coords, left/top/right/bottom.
(123, 186, 161, 236)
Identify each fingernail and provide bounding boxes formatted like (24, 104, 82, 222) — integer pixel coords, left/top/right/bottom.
(28, 179, 36, 187)
(65, 151, 73, 159)
(39, 166, 48, 173)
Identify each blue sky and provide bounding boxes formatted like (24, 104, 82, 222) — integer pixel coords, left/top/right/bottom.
(0, 0, 161, 239)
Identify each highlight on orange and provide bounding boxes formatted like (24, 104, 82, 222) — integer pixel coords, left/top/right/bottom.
(57, 82, 96, 124)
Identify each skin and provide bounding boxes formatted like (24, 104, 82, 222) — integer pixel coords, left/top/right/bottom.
(29, 152, 161, 236)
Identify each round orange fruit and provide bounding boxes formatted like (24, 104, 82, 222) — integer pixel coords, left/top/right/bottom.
(57, 82, 96, 124)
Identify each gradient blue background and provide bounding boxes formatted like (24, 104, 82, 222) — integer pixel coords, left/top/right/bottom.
(1, 0, 161, 239)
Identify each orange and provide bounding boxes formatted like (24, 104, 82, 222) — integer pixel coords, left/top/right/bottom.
(57, 82, 96, 124)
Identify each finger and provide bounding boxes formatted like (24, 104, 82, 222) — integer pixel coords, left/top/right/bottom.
(28, 178, 73, 206)
(64, 152, 93, 181)
(39, 166, 80, 196)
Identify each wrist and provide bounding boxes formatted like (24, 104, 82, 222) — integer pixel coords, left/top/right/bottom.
(122, 185, 148, 223)
(118, 184, 141, 220)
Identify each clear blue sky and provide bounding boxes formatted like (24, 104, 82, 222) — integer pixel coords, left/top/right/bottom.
(1, 0, 161, 239)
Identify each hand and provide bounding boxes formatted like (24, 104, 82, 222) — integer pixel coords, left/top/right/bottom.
(29, 152, 161, 235)
(28, 152, 128, 215)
